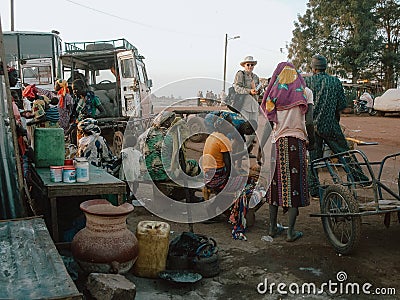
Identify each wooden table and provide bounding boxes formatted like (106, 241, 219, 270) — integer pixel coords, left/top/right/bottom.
(34, 165, 126, 242)
(0, 217, 83, 299)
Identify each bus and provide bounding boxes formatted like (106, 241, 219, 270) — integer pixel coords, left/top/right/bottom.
(3, 31, 62, 91)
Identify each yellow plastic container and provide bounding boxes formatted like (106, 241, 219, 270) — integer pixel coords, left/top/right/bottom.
(133, 221, 170, 278)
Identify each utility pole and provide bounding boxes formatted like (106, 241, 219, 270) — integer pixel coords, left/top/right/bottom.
(223, 34, 228, 93)
(223, 34, 240, 93)
(11, 0, 15, 31)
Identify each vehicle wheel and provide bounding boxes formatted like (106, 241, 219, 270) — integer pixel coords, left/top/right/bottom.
(354, 106, 361, 115)
(321, 185, 361, 255)
(368, 108, 378, 116)
(98, 79, 113, 84)
(187, 116, 207, 142)
(113, 131, 124, 156)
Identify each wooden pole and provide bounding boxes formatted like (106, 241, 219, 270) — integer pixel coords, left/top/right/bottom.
(0, 16, 28, 217)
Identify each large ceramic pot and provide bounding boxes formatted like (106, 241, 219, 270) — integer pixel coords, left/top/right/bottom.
(71, 199, 138, 274)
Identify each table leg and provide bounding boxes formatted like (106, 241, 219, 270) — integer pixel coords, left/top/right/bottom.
(50, 197, 59, 242)
(117, 194, 123, 205)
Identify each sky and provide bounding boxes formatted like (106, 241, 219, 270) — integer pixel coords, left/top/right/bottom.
(1, 0, 308, 97)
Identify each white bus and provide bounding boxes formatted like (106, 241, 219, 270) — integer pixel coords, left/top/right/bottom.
(3, 31, 62, 90)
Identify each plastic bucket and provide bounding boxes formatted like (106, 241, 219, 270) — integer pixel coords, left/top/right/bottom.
(50, 166, 63, 182)
(63, 166, 76, 183)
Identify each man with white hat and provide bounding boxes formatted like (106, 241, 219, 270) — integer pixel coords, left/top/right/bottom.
(233, 55, 260, 157)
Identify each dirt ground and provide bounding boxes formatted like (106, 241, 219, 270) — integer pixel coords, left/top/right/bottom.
(85, 114, 400, 299)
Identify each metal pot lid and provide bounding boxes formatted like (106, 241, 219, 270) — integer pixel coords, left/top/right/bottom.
(159, 270, 202, 283)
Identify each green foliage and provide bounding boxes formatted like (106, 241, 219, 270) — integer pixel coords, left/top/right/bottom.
(288, 0, 400, 89)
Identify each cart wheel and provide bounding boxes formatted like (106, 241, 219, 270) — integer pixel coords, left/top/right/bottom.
(113, 131, 124, 156)
(321, 185, 361, 255)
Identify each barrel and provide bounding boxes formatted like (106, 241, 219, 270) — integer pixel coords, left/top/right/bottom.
(133, 221, 170, 278)
(34, 128, 65, 167)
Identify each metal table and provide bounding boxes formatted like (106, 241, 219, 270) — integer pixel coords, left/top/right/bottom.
(33, 165, 126, 242)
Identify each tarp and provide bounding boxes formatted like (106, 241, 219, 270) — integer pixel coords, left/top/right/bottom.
(374, 88, 400, 112)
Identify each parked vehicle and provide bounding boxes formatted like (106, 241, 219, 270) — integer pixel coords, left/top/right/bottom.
(3, 31, 63, 96)
(373, 88, 400, 116)
(60, 38, 154, 153)
(342, 82, 383, 112)
(353, 98, 377, 116)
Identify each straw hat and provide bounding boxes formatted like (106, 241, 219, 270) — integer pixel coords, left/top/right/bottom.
(240, 56, 257, 67)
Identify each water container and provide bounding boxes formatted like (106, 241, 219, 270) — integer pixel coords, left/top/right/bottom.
(34, 128, 65, 167)
(63, 166, 76, 183)
(50, 166, 63, 182)
(133, 221, 170, 278)
(74, 157, 90, 182)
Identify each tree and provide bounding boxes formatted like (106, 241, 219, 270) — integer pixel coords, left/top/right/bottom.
(288, 0, 399, 89)
(376, 0, 400, 89)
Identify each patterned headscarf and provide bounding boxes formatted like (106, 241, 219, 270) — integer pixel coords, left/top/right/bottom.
(214, 111, 232, 128)
(261, 62, 308, 123)
(56, 79, 69, 108)
(78, 118, 101, 135)
(22, 85, 38, 100)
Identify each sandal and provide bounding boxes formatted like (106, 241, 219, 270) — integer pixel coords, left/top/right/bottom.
(269, 224, 284, 238)
(286, 231, 303, 242)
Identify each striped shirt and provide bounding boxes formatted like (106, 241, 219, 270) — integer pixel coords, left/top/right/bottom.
(45, 106, 60, 123)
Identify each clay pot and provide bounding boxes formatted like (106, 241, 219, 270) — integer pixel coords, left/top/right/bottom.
(71, 199, 138, 274)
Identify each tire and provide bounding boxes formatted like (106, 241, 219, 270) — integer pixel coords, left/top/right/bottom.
(321, 185, 361, 255)
(354, 105, 362, 115)
(187, 116, 207, 142)
(193, 254, 220, 278)
(377, 111, 386, 117)
(368, 108, 377, 116)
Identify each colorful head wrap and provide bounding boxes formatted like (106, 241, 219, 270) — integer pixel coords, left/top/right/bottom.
(261, 62, 308, 123)
(214, 111, 232, 128)
(22, 85, 38, 101)
(56, 79, 69, 108)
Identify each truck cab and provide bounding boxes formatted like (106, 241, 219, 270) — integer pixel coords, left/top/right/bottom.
(61, 39, 154, 153)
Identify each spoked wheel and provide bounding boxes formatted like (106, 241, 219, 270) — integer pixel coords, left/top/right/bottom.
(113, 131, 124, 156)
(368, 108, 378, 116)
(354, 106, 362, 115)
(321, 185, 361, 255)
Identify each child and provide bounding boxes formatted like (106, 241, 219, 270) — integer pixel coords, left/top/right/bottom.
(119, 134, 142, 201)
(45, 97, 60, 126)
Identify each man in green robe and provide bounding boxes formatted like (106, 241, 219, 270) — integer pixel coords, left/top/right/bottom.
(305, 55, 369, 197)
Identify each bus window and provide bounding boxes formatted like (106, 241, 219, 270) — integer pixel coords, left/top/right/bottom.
(22, 65, 52, 86)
